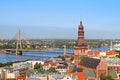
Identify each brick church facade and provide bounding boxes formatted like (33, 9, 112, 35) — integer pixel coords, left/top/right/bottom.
(73, 21, 118, 80)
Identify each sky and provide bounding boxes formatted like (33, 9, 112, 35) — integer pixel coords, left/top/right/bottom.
(0, 0, 120, 39)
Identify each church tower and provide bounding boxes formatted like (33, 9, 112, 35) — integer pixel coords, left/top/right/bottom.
(74, 21, 88, 66)
(96, 57, 108, 79)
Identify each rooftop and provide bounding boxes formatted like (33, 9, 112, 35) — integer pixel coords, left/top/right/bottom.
(108, 69, 117, 78)
(79, 57, 100, 69)
(105, 57, 120, 66)
(84, 69, 96, 78)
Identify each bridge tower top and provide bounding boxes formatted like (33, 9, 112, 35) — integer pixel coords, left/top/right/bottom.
(16, 27, 22, 55)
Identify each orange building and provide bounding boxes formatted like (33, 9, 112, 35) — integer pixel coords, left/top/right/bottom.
(70, 72, 86, 80)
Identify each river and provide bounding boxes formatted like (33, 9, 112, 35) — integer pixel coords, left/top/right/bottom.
(0, 47, 109, 63)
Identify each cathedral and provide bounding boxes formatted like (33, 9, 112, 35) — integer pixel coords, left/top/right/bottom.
(74, 21, 88, 66)
(72, 21, 117, 80)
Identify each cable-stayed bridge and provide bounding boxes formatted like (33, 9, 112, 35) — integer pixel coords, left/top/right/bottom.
(0, 28, 73, 55)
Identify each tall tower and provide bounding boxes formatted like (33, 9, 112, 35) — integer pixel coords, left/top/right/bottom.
(63, 45, 67, 57)
(74, 21, 88, 66)
(96, 57, 108, 79)
(76, 21, 87, 47)
(110, 40, 113, 51)
(16, 27, 22, 55)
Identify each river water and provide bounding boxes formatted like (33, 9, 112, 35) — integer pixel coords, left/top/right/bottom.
(0, 48, 109, 63)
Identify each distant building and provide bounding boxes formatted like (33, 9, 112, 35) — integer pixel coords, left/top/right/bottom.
(35, 44, 40, 49)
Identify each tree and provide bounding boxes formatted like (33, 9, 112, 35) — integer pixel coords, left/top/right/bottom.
(34, 62, 39, 70)
(70, 56, 74, 60)
(61, 56, 65, 61)
(100, 74, 106, 80)
(116, 52, 120, 58)
(47, 67, 57, 73)
(57, 56, 65, 61)
(34, 62, 43, 72)
(100, 74, 114, 80)
(106, 75, 114, 80)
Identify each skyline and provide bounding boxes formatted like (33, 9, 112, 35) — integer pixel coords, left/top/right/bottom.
(0, 0, 120, 39)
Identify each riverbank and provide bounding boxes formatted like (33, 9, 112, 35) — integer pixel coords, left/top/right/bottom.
(0, 60, 27, 67)
(0, 50, 9, 54)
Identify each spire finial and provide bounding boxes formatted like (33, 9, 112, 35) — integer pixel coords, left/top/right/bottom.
(80, 21, 82, 25)
(80, 18, 82, 24)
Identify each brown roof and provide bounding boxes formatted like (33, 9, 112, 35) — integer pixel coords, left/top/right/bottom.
(72, 68, 83, 72)
(79, 57, 100, 69)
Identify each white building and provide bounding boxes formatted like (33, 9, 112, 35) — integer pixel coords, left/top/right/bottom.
(6, 72, 15, 79)
(62, 75, 73, 80)
(99, 51, 106, 56)
(56, 66, 67, 74)
(13, 62, 28, 70)
(27, 60, 44, 68)
(0, 68, 5, 78)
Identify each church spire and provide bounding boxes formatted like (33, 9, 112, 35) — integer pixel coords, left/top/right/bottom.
(80, 21, 82, 25)
(79, 21, 83, 29)
(74, 21, 88, 67)
(76, 21, 87, 47)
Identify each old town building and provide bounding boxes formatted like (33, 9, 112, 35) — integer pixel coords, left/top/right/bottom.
(73, 21, 118, 80)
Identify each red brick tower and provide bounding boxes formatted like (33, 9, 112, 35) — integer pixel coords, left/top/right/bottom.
(96, 57, 108, 79)
(76, 21, 87, 47)
(74, 21, 88, 66)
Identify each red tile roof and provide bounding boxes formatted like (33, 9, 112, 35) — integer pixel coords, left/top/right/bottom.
(106, 50, 118, 55)
(88, 50, 100, 55)
(44, 61, 56, 66)
(78, 72, 86, 80)
(68, 60, 73, 64)
(70, 72, 86, 80)
(88, 50, 118, 56)
(17, 76, 26, 80)
(88, 51, 93, 55)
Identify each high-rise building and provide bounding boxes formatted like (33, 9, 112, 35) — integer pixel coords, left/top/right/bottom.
(74, 21, 88, 66)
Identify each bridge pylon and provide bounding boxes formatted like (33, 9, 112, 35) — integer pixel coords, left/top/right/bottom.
(63, 45, 67, 57)
(16, 27, 22, 55)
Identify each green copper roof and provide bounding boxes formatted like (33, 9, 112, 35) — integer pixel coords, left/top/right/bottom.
(108, 69, 117, 78)
(84, 69, 96, 78)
